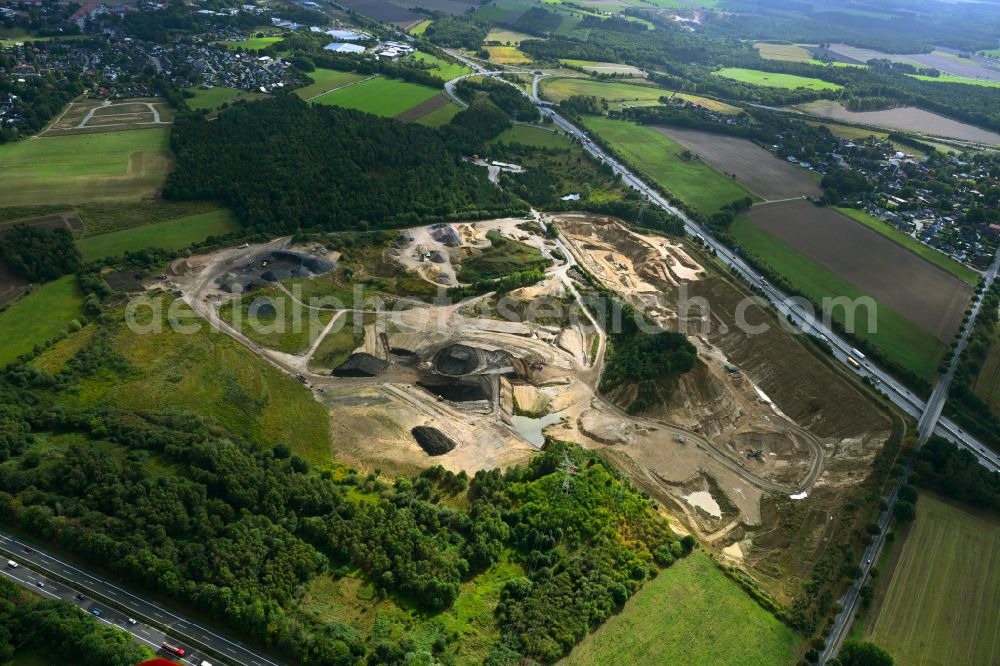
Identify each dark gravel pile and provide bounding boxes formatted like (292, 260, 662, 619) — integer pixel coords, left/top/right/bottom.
(411, 426, 456, 456)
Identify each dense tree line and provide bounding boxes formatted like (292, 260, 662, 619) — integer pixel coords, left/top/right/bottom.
(511, 7, 562, 37)
(0, 578, 151, 664)
(0, 330, 685, 663)
(0, 65, 84, 143)
(164, 96, 523, 233)
(0, 225, 81, 282)
(455, 77, 538, 122)
(422, 15, 489, 50)
(947, 282, 1000, 449)
(912, 437, 1000, 513)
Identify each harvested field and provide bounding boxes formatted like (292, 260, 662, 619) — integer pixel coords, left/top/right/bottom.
(754, 42, 813, 63)
(485, 45, 530, 64)
(653, 127, 821, 201)
(793, 100, 1000, 145)
(865, 494, 1000, 665)
(827, 43, 1000, 83)
(744, 200, 971, 341)
(393, 93, 450, 123)
(559, 59, 645, 76)
(336, 0, 424, 24)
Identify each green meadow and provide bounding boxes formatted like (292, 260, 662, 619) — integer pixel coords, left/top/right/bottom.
(310, 77, 440, 117)
(584, 116, 755, 212)
(0, 275, 84, 367)
(77, 209, 240, 261)
(0, 129, 172, 205)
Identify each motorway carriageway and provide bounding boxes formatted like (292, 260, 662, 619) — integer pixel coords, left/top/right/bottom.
(0, 532, 282, 666)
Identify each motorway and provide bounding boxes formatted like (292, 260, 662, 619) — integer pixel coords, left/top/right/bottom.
(443, 49, 1000, 474)
(0, 532, 282, 666)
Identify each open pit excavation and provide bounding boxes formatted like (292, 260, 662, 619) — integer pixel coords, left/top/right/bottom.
(163, 211, 893, 598)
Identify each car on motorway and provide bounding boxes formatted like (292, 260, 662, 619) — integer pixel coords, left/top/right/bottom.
(162, 642, 185, 657)
(127, 618, 137, 625)
(22, 547, 32, 553)
(90, 609, 102, 617)
(35, 581, 43, 587)
(75, 593, 84, 600)
(6, 560, 16, 568)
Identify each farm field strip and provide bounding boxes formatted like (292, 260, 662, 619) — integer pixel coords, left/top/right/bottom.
(583, 115, 755, 212)
(540, 77, 740, 113)
(713, 67, 842, 91)
(652, 126, 821, 201)
(865, 494, 1000, 666)
(729, 215, 946, 380)
(743, 200, 971, 342)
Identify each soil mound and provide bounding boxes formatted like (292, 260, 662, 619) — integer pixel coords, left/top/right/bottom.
(333, 353, 388, 377)
(412, 426, 456, 456)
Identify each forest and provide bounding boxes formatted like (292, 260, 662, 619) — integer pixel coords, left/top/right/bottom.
(0, 225, 81, 283)
(0, 306, 687, 664)
(164, 96, 524, 233)
(912, 437, 1000, 513)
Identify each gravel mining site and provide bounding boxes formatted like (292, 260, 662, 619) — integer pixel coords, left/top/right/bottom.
(160, 211, 895, 603)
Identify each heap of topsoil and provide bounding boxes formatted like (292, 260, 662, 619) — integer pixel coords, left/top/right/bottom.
(411, 426, 456, 456)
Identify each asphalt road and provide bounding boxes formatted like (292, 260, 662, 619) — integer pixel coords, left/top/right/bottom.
(0, 532, 282, 666)
(442, 51, 1000, 473)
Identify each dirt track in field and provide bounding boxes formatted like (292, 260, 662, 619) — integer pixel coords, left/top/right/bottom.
(394, 93, 450, 123)
(653, 126, 822, 201)
(745, 199, 972, 340)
